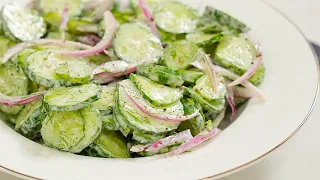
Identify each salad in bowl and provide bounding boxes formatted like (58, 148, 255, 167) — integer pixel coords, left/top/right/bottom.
(0, 0, 265, 158)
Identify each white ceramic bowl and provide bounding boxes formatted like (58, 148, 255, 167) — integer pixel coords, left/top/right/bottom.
(0, 0, 319, 179)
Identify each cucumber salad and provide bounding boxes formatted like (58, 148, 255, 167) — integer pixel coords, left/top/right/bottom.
(0, 0, 265, 158)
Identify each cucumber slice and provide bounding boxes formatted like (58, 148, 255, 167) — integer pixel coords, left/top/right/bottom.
(132, 131, 165, 144)
(130, 74, 183, 107)
(54, 60, 93, 84)
(26, 51, 93, 88)
(153, 1, 198, 34)
(113, 98, 132, 136)
(46, 32, 73, 40)
(17, 49, 36, 70)
(193, 75, 227, 101)
(185, 87, 225, 113)
(70, 107, 102, 152)
(92, 85, 116, 114)
(164, 40, 198, 70)
(214, 35, 258, 75)
(41, 106, 101, 153)
(116, 80, 181, 134)
(0, 36, 15, 57)
(198, 6, 249, 33)
(113, 23, 163, 64)
(186, 32, 224, 47)
(181, 70, 204, 83)
(137, 64, 204, 85)
(15, 100, 44, 139)
(178, 98, 205, 136)
(137, 65, 184, 87)
(101, 115, 118, 131)
(44, 84, 101, 111)
(67, 20, 98, 35)
(88, 130, 130, 158)
(37, 0, 83, 22)
(41, 110, 85, 152)
(248, 64, 265, 86)
(0, 64, 28, 115)
(1, 3, 46, 41)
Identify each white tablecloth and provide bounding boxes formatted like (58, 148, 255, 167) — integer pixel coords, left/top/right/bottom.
(1, 0, 320, 179)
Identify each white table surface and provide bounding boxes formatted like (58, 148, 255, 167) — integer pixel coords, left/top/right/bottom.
(1, 0, 320, 179)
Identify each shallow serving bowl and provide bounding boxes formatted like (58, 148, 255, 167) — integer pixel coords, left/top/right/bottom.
(0, 0, 319, 179)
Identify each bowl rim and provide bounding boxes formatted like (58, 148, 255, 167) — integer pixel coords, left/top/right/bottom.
(0, 1, 319, 180)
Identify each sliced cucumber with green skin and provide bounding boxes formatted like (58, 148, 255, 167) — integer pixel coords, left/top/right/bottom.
(101, 115, 118, 131)
(178, 98, 205, 136)
(186, 32, 224, 47)
(41, 106, 102, 153)
(137, 64, 203, 85)
(0, 36, 15, 57)
(17, 49, 36, 70)
(1, 3, 46, 41)
(193, 75, 227, 101)
(113, 23, 163, 64)
(15, 100, 44, 139)
(181, 70, 204, 84)
(44, 84, 101, 111)
(88, 130, 130, 158)
(214, 35, 258, 75)
(248, 64, 265, 86)
(116, 80, 181, 134)
(137, 65, 184, 87)
(38, 0, 83, 17)
(197, 6, 249, 33)
(54, 60, 93, 84)
(92, 85, 116, 114)
(153, 1, 198, 34)
(164, 40, 198, 70)
(26, 51, 93, 88)
(0, 64, 28, 115)
(130, 74, 183, 107)
(132, 131, 165, 144)
(67, 20, 98, 35)
(113, 98, 132, 136)
(70, 107, 102, 152)
(46, 32, 73, 40)
(185, 87, 225, 113)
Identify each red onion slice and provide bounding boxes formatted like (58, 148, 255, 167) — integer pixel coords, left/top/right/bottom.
(126, 92, 200, 122)
(191, 51, 218, 94)
(213, 65, 266, 101)
(130, 144, 151, 153)
(228, 53, 262, 87)
(146, 130, 193, 152)
(130, 130, 193, 153)
(55, 11, 117, 57)
(1, 39, 92, 64)
(165, 127, 221, 157)
(60, 5, 69, 41)
(234, 87, 252, 99)
(226, 87, 236, 120)
(139, 0, 159, 37)
(93, 60, 144, 83)
(0, 91, 46, 106)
